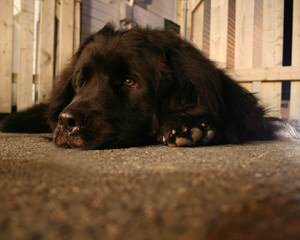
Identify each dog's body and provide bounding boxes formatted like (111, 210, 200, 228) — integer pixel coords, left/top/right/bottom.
(1, 24, 293, 149)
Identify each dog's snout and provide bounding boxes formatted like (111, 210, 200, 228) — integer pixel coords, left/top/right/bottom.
(58, 112, 82, 131)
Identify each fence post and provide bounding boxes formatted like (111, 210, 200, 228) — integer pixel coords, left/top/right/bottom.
(18, 0, 35, 111)
(260, 0, 283, 117)
(234, 0, 255, 91)
(290, 0, 300, 121)
(74, 0, 81, 52)
(0, 0, 13, 113)
(37, 0, 55, 103)
(58, 0, 75, 73)
(209, 0, 229, 68)
(191, 1, 204, 48)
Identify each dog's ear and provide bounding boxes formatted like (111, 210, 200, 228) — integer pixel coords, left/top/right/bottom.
(74, 23, 116, 59)
(155, 42, 226, 117)
(96, 23, 116, 37)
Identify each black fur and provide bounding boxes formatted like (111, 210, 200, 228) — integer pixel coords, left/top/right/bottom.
(1, 104, 50, 133)
(1, 24, 284, 149)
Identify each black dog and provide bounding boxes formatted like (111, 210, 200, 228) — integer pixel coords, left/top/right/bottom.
(1, 24, 288, 149)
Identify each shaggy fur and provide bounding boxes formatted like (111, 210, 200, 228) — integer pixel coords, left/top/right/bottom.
(1, 24, 279, 149)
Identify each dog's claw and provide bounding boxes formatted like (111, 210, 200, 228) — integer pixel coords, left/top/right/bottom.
(191, 127, 203, 142)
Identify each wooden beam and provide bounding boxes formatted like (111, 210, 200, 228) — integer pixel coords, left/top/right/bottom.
(229, 66, 300, 82)
(191, 1, 204, 49)
(234, 0, 255, 91)
(0, 0, 13, 113)
(209, 0, 229, 68)
(260, 0, 284, 117)
(58, 0, 75, 72)
(176, 0, 185, 37)
(290, 0, 300, 120)
(17, 0, 35, 111)
(37, 0, 55, 103)
(73, 0, 81, 52)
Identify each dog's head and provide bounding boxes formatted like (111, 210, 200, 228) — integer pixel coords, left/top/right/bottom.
(48, 24, 224, 149)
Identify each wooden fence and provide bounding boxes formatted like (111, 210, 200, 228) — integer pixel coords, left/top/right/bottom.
(190, 0, 300, 120)
(0, 0, 81, 113)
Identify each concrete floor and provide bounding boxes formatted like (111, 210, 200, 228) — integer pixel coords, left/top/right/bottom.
(0, 133, 300, 240)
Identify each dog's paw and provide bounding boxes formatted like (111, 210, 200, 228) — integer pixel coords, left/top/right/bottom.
(160, 122, 216, 147)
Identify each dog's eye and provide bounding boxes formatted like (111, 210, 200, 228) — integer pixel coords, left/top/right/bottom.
(123, 79, 136, 87)
(74, 75, 85, 89)
(73, 69, 87, 89)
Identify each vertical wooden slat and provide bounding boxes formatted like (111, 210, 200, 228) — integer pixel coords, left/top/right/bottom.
(226, 0, 235, 69)
(290, 0, 300, 120)
(0, 0, 13, 113)
(176, 0, 184, 36)
(234, 0, 255, 91)
(209, 0, 229, 68)
(251, 0, 263, 95)
(253, 0, 263, 68)
(18, 0, 35, 111)
(261, 0, 283, 117)
(73, 0, 81, 52)
(191, 2, 204, 49)
(37, 0, 55, 103)
(235, 0, 255, 68)
(58, 0, 75, 72)
(202, 0, 211, 57)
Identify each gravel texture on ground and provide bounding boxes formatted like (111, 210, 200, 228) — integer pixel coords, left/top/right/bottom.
(0, 134, 300, 240)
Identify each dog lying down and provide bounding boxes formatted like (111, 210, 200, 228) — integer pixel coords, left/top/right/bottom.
(1, 24, 299, 149)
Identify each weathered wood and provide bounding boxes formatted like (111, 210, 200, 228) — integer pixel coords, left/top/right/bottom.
(260, 0, 283, 117)
(226, 0, 235, 68)
(191, 1, 204, 49)
(0, 0, 13, 113)
(209, 0, 229, 68)
(253, 0, 263, 68)
(290, 0, 300, 120)
(18, 0, 35, 111)
(37, 0, 55, 103)
(234, 0, 255, 69)
(229, 66, 300, 82)
(176, 0, 185, 36)
(74, 0, 81, 52)
(58, 0, 75, 72)
(234, 0, 255, 91)
(202, 0, 211, 57)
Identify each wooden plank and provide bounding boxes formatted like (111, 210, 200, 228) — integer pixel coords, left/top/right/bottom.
(55, 0, 61, 77)
(229, 66, 300, 82)
(209, 0, 229, 68)
(253, 0, 263, 68)
(17, 0, 35, 111)
(0, 0, 13, 113)
(58, 0, 75, 72)
(234, 0, 255, 69)
(202, 0, 211, 57)
(226, 0, 235, 68)
(290, 0, 300, 120)
(176, 0, 185, 36)
(234, 0, 255, 91)
(74, 0, 81, 52)
(191, 1, 204, 49)
(37, 0, 55, 103)
(260, 0, 284, 117)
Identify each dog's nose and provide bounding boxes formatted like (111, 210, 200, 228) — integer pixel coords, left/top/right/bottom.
(58, 112, 81, 131)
